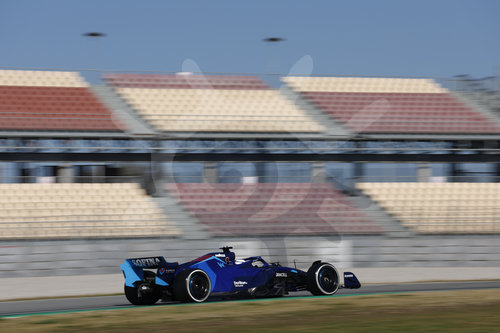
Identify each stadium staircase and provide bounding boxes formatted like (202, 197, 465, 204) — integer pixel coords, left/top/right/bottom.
(346, 195, 413, 238)
(153, 192, 211, 240)
(90, 85, 157, 136)
(279, 85, 352, 136)
(450, 91, 500, 130)
(454, 90, 500, 126)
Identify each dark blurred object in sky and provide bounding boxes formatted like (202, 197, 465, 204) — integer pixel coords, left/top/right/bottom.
(83, 32, 107, 37)
(263, 37, 285, 43)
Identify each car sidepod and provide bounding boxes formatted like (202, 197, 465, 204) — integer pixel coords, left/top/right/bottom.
(185, 257, 274, 294)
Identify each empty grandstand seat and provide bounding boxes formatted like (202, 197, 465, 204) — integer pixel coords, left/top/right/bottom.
(357, 182, 500, 234)
(282, 76, 500, 134)
(0, 70, 124, 132)
(166, 182, 383, 236)
(0, 183, 180, 239)
(104, 73, 324, 133)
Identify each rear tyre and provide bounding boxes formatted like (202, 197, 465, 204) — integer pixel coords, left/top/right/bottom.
(173, 269, 211, 303)
(124, 270, 161, 305)
(307, 262, 339, 296)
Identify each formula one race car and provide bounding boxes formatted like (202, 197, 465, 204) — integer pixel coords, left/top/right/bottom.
(121, 246, 361, 305)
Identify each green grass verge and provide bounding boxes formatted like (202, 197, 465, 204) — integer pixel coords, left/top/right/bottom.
(1, 289, 500, 332)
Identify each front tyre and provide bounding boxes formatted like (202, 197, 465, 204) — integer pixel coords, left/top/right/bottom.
(173, 269, 211, 303)
(307, 262, 340, 296)
(124, 270, 161, 305)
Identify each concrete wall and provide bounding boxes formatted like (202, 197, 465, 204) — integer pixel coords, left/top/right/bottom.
(1, 235, 499, 278)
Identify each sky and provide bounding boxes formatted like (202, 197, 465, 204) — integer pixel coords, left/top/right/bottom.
(0, 0, 499, 79)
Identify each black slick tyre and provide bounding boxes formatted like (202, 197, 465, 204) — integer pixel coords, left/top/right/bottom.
(173, 268, 211, 303)
(124, 270, 161, 305)
(307, 262, 340, 296)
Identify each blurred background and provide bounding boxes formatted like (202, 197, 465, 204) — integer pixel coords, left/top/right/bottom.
(0, 0, 499, 293)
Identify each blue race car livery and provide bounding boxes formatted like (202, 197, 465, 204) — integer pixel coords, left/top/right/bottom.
(121, 246, 361, 304)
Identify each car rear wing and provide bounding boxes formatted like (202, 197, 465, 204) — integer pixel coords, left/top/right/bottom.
(126, 256, 165, 268)
(121, 256, 178, 287)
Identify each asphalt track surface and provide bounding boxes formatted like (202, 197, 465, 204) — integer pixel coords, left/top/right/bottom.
(2, 281, 500, 317)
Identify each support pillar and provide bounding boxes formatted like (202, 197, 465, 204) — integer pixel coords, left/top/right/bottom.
(311, 162, 326, 183)
(19, 163, 33, 183)
(57, 164, 74, 183)
(255, 163, 266, 183)
(147, 142, 166, 197)
(255, 141, 268, 183)
(203, 162, 218, 183)
(450, 141, 459, 182)
(416, 163, 431, 182)
(352, 141, 364, 185)
(353, 162, 364, 180)
(450, 163, 460, 182)
(104, 165, 120, 183)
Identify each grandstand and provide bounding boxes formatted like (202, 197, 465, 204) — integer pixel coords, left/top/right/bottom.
(1, 69, 500, 276)
(0, 70, 124, 133)
(166, 182, 382, 236)
(104, 73, 325, 133)
(357, 182, 500, 234)
(282, 76, 500, 134)
(0, 183, 179, 239)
